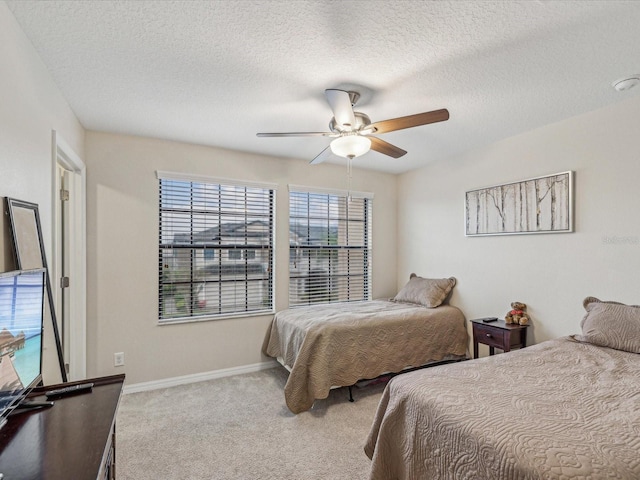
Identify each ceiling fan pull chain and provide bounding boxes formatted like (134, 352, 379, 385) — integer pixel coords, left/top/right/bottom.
(347, 157, 353, 203)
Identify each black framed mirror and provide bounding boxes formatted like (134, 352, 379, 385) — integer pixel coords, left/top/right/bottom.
(5, 197, 67, 382)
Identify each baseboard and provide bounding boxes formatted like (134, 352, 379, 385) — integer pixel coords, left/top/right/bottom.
(123, 360, 279, 394)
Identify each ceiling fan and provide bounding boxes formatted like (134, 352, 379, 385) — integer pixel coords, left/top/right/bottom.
(257, 89, 449, 165)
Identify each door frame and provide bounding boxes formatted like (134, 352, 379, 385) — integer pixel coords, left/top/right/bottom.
(51, 130, 87, 380)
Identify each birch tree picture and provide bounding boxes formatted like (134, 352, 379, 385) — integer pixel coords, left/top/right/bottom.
(465, 171, 573, 236)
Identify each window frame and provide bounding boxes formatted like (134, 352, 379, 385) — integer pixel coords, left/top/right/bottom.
(288, 185, 373, 307)
(157, 171, 276, 324)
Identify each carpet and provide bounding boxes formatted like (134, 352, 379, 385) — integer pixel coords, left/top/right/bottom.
(117, 367, 388, 479)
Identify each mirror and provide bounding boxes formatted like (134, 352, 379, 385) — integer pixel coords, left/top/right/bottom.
(5, 197, 67, 383)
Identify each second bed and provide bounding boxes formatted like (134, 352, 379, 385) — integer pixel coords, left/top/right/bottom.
(262, 288, 468, 413)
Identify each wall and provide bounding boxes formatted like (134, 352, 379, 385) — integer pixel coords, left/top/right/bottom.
(0, 3, 84, 383)
(84, 131, 397, 384)
(5, 0, 637, 380)
(397, 94, 640, 353)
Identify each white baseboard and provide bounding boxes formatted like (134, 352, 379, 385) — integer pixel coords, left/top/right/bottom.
(123, 360, 279, 395)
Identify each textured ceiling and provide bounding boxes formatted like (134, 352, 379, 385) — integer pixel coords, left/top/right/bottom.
(6, 0, 640, 174)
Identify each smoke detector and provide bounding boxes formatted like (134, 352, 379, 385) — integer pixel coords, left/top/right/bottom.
(612, 75, 640, 92)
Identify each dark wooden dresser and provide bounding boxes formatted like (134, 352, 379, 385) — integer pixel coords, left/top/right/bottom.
(0, 374, 125, 480)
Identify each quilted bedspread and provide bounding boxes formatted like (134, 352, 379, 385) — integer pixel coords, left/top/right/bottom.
(262, 300, 468, 414)
(364, 336, 640, 480)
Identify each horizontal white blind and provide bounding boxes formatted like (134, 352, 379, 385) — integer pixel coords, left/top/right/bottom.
(288, 184, 373, 199)
(159, 178, 274, 322)
(157, 170, 278, 191)
(289, 189, 372, 306)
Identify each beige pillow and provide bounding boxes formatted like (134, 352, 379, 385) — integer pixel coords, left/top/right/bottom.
(574, 296, 640, 354)
(393, 274, 456, 308)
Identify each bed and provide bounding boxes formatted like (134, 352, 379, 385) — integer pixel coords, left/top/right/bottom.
(262, 275, 469, 414)
(364, 296, 640, 480)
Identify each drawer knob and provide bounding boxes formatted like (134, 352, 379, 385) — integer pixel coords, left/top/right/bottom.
(486, 333, 492, 338)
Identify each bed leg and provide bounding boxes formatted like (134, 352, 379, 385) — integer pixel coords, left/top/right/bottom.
(348, 386, 354, 402)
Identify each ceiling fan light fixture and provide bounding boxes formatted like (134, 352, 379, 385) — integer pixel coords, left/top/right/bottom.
(330, 135, 371, 159)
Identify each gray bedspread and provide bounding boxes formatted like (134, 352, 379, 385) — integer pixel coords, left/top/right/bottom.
(364, 336, 640, 480)
(262, 300, 468, 414)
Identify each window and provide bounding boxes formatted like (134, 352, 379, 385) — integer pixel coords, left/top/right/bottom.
(289, 186, 372, 306)
(158, 172, 275, 322)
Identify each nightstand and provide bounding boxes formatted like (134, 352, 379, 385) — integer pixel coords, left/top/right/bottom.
(471, 319, 528, 359)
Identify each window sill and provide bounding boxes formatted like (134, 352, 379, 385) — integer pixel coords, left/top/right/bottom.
(158, 309, 275, 326)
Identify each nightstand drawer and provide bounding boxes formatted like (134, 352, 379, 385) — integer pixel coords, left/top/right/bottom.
(473, 324, 506, 348)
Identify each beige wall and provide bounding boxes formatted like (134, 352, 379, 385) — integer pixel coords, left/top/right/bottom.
(84, 132, 397, 383)
(397, 94, 640, 354)
(0, 3, 84, 383)
(5, 0, 640, 383)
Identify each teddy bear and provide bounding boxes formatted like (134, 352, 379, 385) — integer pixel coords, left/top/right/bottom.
(505, 301, 530, 325)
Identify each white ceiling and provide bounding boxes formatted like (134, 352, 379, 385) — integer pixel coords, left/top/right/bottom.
(6, 0, 640, 174)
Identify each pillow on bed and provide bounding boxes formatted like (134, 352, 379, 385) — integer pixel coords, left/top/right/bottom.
(392, 274, 456, 308)
(574, 296, 640, 354)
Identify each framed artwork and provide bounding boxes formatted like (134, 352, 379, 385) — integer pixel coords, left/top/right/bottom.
(6, 197, 68, 382)
(465, 171, 573, 236)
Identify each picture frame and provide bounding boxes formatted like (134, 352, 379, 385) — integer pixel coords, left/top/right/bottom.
(465, 171, 573, 236)
(5, 197, 68, 382)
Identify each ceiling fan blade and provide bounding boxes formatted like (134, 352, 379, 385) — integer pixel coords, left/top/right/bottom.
(325, 89, 357, 130)
(257, 132, 337, 137)
(309, 146, 334, 165)
(370, 109, 449, 134)
(369, 136, 407, 158)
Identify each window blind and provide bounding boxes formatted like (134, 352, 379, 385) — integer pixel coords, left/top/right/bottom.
(289, 188, 372, 306)
(158, 175, 274, 322)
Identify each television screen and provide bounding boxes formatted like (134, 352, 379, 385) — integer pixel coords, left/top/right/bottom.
(0, 268, 45, 426)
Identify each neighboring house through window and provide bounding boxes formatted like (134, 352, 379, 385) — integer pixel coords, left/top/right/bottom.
(288, 185, 372, 306)
(158, 171, 275, 322)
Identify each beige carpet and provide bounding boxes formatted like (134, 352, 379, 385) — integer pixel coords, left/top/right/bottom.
(117, 367, 388, 479)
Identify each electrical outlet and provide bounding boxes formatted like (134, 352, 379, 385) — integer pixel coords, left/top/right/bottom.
(114, 352, 125, 367)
